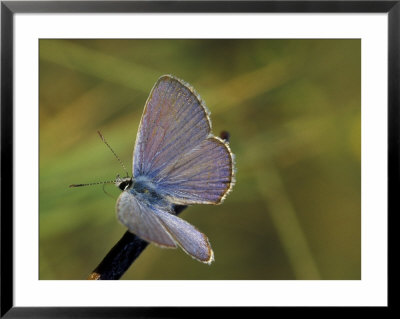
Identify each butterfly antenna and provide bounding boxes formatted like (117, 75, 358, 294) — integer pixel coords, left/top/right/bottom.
(69, 180, 117, 188)
(97, 130, 129, 177)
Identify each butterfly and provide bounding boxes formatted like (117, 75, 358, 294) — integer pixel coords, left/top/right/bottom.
(74, 75, 235, 264)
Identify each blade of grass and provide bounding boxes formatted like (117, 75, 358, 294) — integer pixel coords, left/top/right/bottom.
(40, 40, 160, 91)
(256, 160, 321, 280)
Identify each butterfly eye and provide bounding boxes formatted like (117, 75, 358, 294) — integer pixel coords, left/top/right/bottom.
(118, 179, 132, 191)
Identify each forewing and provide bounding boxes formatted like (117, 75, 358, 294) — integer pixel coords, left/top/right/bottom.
(156, 136, 234, 205)
(154, 209, 214, 264)
(116, 191, 176, 247)
(133, 75, 211, 179)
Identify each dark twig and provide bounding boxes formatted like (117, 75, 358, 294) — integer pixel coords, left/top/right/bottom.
(88, 131, 230, 280)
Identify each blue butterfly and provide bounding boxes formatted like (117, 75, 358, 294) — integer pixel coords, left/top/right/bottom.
(75, 75, 235, 264)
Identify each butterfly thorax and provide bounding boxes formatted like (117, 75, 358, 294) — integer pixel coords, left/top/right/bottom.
(117, 175, 171, 210)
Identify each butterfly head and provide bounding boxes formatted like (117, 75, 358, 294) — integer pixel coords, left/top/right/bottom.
(115, 174, 133, 191)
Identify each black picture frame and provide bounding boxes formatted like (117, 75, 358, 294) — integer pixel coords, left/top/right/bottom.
(1, 0, 395, 317)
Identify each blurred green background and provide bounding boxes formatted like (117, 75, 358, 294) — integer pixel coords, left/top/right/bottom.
(39, 39, 360, 280)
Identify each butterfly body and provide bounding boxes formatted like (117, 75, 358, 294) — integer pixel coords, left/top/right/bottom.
(114, 75, 235, 264)
(121, 175, 171, 210)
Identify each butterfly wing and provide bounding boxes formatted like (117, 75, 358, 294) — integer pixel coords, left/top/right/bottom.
(156, 136, 234, 205)
(154, 209, 214, 264)
(116, 191, 176, 247)
(133, 75, 211, 180)
(116, 190, 213, 263)
(133, 75, 234, 205)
